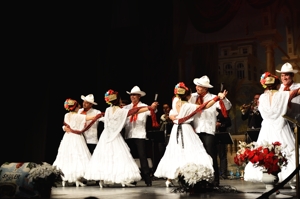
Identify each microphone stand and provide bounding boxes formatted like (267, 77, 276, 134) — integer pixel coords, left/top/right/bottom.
(282, 115, 299, 198)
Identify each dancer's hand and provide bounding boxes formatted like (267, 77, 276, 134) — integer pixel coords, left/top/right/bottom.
(151, 101, 159, 110)
(64, 126, 71, 133)
(169, 114, 177, 121)
(218, 90, 228, 100)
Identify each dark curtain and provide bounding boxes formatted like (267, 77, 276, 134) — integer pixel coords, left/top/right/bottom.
(184, 0, 277, 33)
(246, 0, 278, 9)
(185, 0, 242, 33)
(11, 1, 172, 165)
(189, 44, 219, 93)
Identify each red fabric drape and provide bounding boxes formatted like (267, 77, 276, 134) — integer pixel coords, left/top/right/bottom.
(129, 103, 138, 122)
(289, 88, 299, 100)
(64, 113, 104, 135)
(284, 82, 292, 91)
(65, 106, 160, 135)
(196, 93, 206, 105)
(127, 106, 160, 128)
(178, 100, 210, 124)
(219, 100, 228, 118)
(288, 88, 299, 108)
(178, 96, 220, 124)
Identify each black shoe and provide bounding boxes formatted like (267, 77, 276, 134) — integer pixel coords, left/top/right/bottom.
(213, 181, 220, 187)
(206, 182, 214, 191)
(220, 174, 228, 179)
(144, 175, 152, 187)
(213, 179, 220, 187)
(145, 179, 152, 187)
(207, 181, 219, 189)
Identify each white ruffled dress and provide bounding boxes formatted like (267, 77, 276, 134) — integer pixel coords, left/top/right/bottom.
(53, 112, 91, 182)
(84, 106, 141, 184)
(244, 90, 299, 182)
(154, 102, 214, 181)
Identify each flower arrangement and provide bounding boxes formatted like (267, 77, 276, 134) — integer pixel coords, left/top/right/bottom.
(174, 82, 188, 95)
(234, 141, 288, 175)
(28, 162, 63, 187)
(64, 98, 78, 111)
(104, 89, 117, 105)
(27, 162, 64, 198)
(173, 163, 214, 193)
(260, 72, 278, 88)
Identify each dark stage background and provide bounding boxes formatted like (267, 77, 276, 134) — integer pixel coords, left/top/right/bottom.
(1, 1, 176, 165)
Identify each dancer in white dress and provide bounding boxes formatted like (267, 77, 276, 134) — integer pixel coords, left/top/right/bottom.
(84, 89, 159, 187)
(154, 82, 228, 187)
(53, 98, 101, 187)
(244, 72, 300, 183)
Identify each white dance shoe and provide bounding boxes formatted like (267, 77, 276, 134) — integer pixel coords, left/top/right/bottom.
(75, 180, 86, 187)
(122, 183, 136, 187)
(62, 181, 66, 187)
(165, 180, 174, 187)
(289, 182, 296, 189)
(99, 180, 106, 188)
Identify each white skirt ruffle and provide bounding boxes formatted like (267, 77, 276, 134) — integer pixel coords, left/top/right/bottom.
(84, 133, 141, 184)
(53, 133, 91, 182)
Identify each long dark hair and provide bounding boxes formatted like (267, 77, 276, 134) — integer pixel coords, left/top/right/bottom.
(110, 92, 121, 106)
(177, 87, 192, 101)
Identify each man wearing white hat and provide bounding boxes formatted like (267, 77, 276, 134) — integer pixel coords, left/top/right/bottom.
(276, 62, 300, 126)
(123, 86, 158, 187)
(276, 62, 300, 189)
(77, 94, 102, 154)
(189, 75, 232, 188)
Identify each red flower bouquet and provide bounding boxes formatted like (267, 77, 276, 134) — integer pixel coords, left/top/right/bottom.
(234, 141, 288, 175)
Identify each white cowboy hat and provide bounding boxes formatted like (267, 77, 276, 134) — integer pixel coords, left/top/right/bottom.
(193, 75, 213, 88)
(276, 62, 298, 74)
(126, 86, 146, 97)
(81, 94, 97, 105)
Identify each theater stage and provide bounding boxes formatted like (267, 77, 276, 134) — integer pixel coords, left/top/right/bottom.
(50, 178, 298, 199)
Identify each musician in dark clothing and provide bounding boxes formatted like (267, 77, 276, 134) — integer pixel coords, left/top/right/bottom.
(216, 108, 232, 179)
(240, 93, 263, 130)
(159, 104, 173, 145)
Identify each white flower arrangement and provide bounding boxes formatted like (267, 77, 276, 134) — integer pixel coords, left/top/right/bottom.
(27, 162, 63, 185)
(175, 163, 214, 187)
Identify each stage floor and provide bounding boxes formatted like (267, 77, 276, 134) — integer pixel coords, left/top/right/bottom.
(50, 178, 298, 199)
